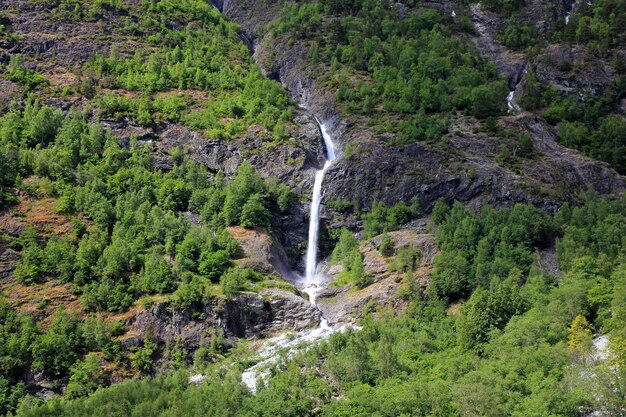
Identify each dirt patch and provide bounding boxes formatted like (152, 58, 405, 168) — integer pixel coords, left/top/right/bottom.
(46, 67, 77, 88)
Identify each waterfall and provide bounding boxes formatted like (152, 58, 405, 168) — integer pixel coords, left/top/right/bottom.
(304, 121, 336, 285)
(238, 118, 346, 393)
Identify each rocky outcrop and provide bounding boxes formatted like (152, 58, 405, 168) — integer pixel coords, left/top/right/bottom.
(226, 226, 293, 277)
(221, 0, 287, 41)
(534, 44, 618, 97)
(470, 3, 528, 88)
(153, 110, 325, 193)
(470, 1, 623, 100)
(123, 289, 320, 353)
(0, 1, 122, 68)
(317, 230, 437, 325)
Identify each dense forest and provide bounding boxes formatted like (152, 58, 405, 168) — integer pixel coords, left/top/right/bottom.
(0, 0, 300, 413)
(0, 0, 625, 415)
(11, 194, 626, 416)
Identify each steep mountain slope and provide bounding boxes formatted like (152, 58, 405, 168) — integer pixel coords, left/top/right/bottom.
(0, 0, 624, 415)
(224, 0, 623, 224)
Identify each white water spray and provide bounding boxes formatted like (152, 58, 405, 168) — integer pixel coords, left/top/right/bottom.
(304, 121, 336, 285)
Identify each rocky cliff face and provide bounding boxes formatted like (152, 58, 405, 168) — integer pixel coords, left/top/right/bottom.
(123, 288, 320, 353)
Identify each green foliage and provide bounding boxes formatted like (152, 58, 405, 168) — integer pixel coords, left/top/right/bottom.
(558, 116, 626, 174)
(220, 267, 260, 297)
(222, 162, 266, 226)
(198, 250, 232, 282)
(482, 0, 526, 14)
(552, 0, 626, 51)
(378, 233, 394, 257)
(0, 299, 37, 415)
(32, 310, 84, 377)
(498, 21, 539, 50)
(518, 64, 625, 174)
(326, 198, 352, 213)
(13, 195, 626, 417)
(267, 179, 298, 213)
(132, 247, 175, 295)
(1, 100, 290, 314)
(84, 2, 294, 138)
(431, 197, 450, 224)
(430, 201, 554, 301)
(471, 80, 509, 119)
(567, 314, 593, 360)
(12, 228, 45, 284)
(456, 280, 527, 353)
(5, 55, 49, 90)
(272, 2, 507, 144)
(132, 338, 157, 374)
(240, 193, 272, 229)
(336, 249, 369, 289)
(331, 228, 358, 265)
(388, 245, 420, 274)
(362, 199, 418, 238)
(66, 353, 106, 399)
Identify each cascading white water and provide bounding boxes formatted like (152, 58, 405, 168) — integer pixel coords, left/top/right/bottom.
(304, 121, 336, 285)
(507, 90, 518, 113)
(238, 120, 343, 393)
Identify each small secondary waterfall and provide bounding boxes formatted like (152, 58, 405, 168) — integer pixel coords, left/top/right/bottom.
(304, 121, 336, 285)
(507, 90, 519, 113)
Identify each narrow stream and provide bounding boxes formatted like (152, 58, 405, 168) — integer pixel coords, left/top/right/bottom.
(565, 1, 575, 25)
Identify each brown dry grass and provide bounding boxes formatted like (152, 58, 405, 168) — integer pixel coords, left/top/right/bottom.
(0, 196, 74, 236)
(0, 279, 83, 326)
(446, 303, 461, 315)
(47, 67, 77, 88)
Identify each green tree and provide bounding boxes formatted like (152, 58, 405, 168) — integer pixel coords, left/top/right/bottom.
(198, 250, 232, 282)
(567, 315, 593, 361)
(32, 310, 84, 377)
(332, 228, 359, 264)
(133, 247, 175, 294)
(240, 193, 272, 229)
(222, 163, 265, 225)
(65, 353, 106, 399)
(220, 268, 245, 297)
(379, 233, 394, 257)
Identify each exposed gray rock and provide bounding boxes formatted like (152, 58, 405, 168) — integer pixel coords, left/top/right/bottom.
(470, 3, 528, 88)
(123, 289, 321, 352)
(534, 44, 617, 97)
(316, 231, 437, 325)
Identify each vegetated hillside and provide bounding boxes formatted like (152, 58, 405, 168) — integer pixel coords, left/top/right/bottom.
(14, 194, 626, 417)
(0, 0, 331, 412)
(0, 0, 625, 416)
(227, 0, 624, 217)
